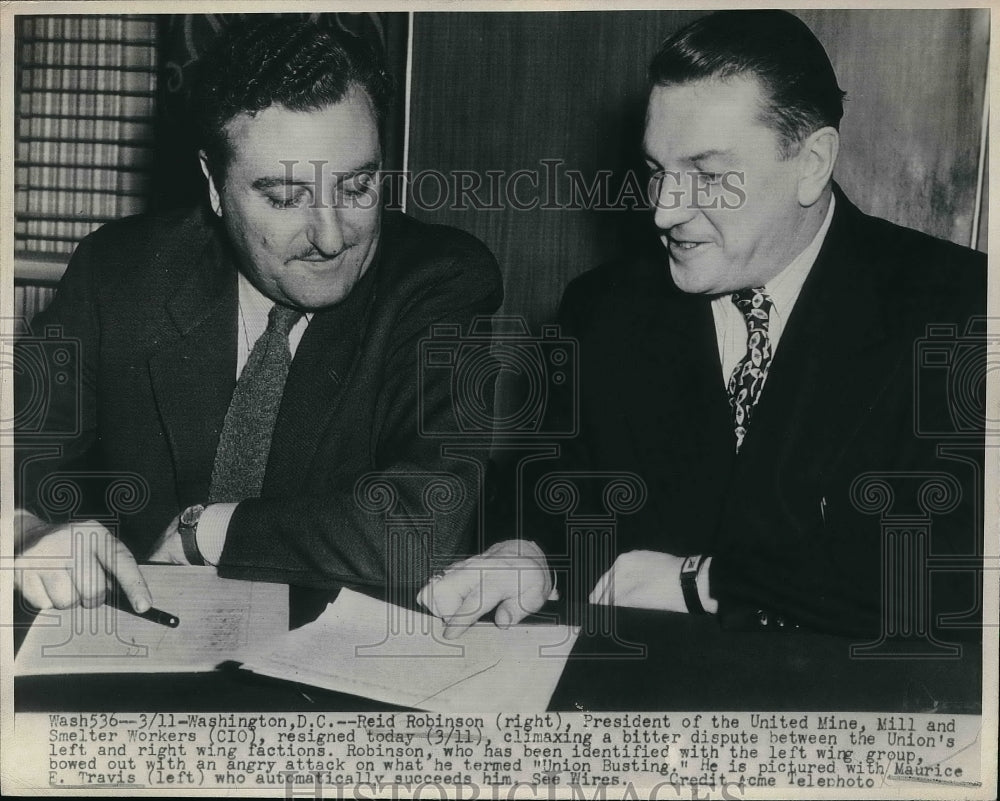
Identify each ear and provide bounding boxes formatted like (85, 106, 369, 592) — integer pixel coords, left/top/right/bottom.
(199, 151, 223, 217)
(796, 127, 839, 207)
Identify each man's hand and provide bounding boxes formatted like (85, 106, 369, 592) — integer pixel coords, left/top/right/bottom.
(589, 550, 717, 613)
(14, 513, 151, 612)
(416, 539, 552, 639)
(147, 515, 190, 565)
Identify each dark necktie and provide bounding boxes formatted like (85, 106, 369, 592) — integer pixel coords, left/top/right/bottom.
(209, 303, 302, 503)
(727, 287, 774, 452)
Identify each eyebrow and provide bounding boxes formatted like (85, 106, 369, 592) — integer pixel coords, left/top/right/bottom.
(252, 177, 308, 191)
(687, 149, 735, 163)
(642, 149, 734, 167)
(251, 161, 381, 192)
(340, 160, 381, 178)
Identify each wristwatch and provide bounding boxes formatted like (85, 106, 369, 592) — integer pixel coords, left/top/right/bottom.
(680, 554, 709, 614)
(178, 504, 206, 566)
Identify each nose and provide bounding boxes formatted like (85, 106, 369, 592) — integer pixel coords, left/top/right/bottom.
(651, 172, 698, 231)
(306, 203, 346, 257)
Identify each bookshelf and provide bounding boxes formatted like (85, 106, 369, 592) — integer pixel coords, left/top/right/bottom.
(13, 14, 158, 321)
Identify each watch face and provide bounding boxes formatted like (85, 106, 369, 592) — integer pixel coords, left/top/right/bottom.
(180, 504, 205, 527)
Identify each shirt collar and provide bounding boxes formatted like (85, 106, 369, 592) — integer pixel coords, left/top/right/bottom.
(237, 273, 313, 323)
(237, 272, 274, 326)
(764, 193, 836, 317)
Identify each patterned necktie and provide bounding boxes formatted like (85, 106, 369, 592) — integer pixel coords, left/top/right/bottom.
(209, 304, 302, 502)
(727, 287, 774, 452)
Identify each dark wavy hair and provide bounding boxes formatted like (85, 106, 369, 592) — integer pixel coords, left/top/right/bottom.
(649, 11, 846, 157)
(191, 15, 393, 185)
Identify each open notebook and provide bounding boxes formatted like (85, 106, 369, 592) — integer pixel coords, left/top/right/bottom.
(15, 565, 288, 675)
(242, 589, 579, 711)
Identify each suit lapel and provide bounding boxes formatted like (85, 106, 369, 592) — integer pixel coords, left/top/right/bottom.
(621, 266, 735, 547)
(264, 261, 378, 496)
(727, 189, 890, 492)
(147, 229, 238, 504)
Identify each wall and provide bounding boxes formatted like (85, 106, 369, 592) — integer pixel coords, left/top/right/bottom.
(797, 9, 989, 248)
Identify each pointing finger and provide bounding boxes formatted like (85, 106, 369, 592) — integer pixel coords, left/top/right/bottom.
(96, 537, 150, 613)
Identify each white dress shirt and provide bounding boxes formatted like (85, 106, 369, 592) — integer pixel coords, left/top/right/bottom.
(196, 274, 311, 564)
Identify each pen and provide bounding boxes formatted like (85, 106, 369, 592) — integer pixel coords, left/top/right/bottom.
(105, 590, 180, 628)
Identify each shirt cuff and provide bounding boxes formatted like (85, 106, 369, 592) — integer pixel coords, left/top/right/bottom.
(196, 503, 237, 566)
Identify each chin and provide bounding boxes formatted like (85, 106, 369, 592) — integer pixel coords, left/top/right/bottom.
(295, 294, 347, 311)
(296, 285, 356, 311)
(670, 266, 716, 296)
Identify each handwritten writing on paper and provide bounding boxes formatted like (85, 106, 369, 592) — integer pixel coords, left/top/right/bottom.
(15, 566, 287, 674)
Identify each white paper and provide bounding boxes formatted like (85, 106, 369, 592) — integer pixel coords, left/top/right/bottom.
(14, 565, 288, 675)
(242, 588, 579, 711)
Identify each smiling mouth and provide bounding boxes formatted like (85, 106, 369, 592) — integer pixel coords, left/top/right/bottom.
(291, 253, 348, 268)
(666, 237, 709, 253)
(292, 245, 353, 264)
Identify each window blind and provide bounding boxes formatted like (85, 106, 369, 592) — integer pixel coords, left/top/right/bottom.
(14, 15, 158, 258)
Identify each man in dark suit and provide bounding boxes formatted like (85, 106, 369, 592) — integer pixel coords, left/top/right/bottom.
(422, 10, 984, 639)
(14, 17, 502, 619)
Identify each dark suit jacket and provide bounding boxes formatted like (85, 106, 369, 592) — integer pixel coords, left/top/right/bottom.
(535, 186, 985, 638)
(15, 208, 503, 601)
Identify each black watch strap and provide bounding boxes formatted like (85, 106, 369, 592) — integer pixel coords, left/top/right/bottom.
(680, 554, 709, 614)
(178, 504, 206, 566)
